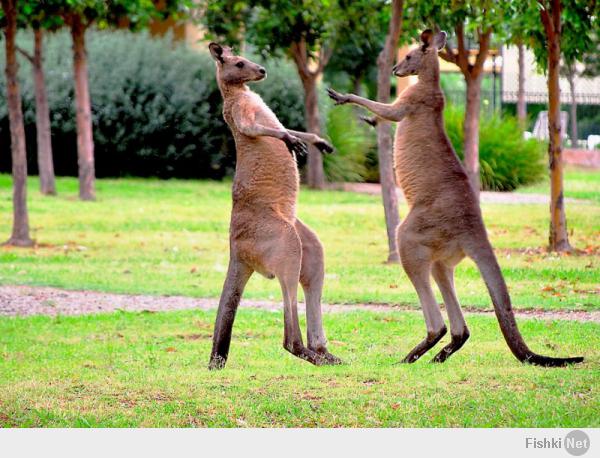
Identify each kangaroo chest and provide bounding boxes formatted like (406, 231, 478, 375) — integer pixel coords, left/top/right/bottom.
(222, 91, 299, 220)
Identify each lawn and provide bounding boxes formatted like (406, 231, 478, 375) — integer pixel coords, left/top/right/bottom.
(0, 170, 598, 311)
(0, 170, 599, 427)
(0, 309, 598, 427)
(520, 168, 600, 203)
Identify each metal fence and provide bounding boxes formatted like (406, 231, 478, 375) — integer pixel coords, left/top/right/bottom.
(502, 91, 600, 105)
(444, 90, 505, 117)
(444, 89, 600, 116)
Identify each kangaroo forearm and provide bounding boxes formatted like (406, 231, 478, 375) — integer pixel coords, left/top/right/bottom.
(238, 123, 285, 140)
(347, 94, 404, 122)
(287, 130, 320, 144)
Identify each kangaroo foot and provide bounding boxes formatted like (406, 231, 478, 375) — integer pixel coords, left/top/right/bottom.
(319, 351, 343, 365)
(311, 348, 343, 365)
(431, 329, 470, 363)
(285, 343, 331, 366)
(401, 326, 447, 364)
(308, 343, 344, 365)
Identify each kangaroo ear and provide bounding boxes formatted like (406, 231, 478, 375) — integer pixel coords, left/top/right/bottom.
(420, 29, 434, 47)
(433, 31, 447, 51)
(209, 42, 224, 63)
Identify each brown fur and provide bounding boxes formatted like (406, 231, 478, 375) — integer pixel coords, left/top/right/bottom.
(327, 30, 583, 366)
(207, 43, 340, 369)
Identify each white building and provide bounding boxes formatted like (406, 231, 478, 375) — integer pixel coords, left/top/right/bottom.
(502, 46, 600, 105)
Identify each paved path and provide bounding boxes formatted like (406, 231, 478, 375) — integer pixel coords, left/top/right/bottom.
(1, 285, 597, 323)
(332, 182, 587, 205)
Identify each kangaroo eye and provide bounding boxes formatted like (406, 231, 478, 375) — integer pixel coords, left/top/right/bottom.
(406, 55, 411, 61)
(236, 61, 245, 68)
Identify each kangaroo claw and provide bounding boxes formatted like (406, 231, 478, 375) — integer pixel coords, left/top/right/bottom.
(326, 87, 348, 105)
(315, 140, 334, 154)
(360, 115, 378, 127)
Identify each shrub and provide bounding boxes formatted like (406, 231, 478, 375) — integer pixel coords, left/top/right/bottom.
(444, 105, 546, 191)
(323, 103, 375, 182)
(0, 30, 306, 179)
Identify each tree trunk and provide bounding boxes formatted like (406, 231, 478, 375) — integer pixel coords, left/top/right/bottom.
(1, 0, 34, 246)
(516, 41, 527, 127)
(375, 71, 400, 263)
(352, 74, 362, 96)
(300, 74, 326, 190)
(33, 28, 56, 196)
(566, 66, 578, 147)
(545, 4, 572, 252)
(464, 75, 483, 194)
(70, 15, 95, 201)
(373, 0, 404, 264)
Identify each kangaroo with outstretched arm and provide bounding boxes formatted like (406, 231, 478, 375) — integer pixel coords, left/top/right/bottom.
(327, 30, 583, 367)
(208, 43, 341, 369)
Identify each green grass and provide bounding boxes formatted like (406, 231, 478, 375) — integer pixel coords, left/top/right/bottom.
(0, 171, 598, 311)
(0, 309, 598, 427)
(0, 170, 598, 427)
(520, 168, 600, 203)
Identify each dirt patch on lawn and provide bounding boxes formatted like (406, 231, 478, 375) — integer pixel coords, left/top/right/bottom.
(0, 285, 598, 323)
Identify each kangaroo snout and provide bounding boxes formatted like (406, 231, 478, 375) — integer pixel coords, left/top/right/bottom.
(255, 66, 267, 81)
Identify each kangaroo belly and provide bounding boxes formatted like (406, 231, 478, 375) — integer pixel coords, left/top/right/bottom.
(232, 135, 299, 219)
(394, 118, 472, 209)
(229, 204, 300, 279)
(394, 122, 440, 205)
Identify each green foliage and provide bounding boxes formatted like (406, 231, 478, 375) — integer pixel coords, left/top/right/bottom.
(581, 30, 600, 77)
(200, 0, 341, 59)
(323, 104, 375, 182)
(0, 30, 306, 178)
(323, 0, 389, 91)
(404, 0, 512, 45)
(444, 105, 546, 191)
(524, 0, 599, 73)
(8, 0, 193, 31)
(14, 1, 64, 30)
(202, 0, 252, 46)
(244, 0, 340, 59)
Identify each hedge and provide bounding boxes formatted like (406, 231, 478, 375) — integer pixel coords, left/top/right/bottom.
(443, 105, 546, 191)
(0, 30, 305, 179)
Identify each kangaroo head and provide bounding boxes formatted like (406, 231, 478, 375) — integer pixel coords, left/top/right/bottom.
(392, 30, 447, 78)
(209, 42, 267, 85)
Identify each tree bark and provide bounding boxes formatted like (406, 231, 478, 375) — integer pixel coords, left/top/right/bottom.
(70, 14, 96, 201)
(516, 41, 527, 127)
(463, 75, 483, 193)
(374, 0, 404, 263)
(540, 0, 572, 252)
(352, 74, 362, 96)
(300, 74, 326, 189)
(1, 0, 34, 246)
(33, 28, 56, 196)
(439, 25, 491, 197)
(290, 40, 329, 190)
(566, 65, 578, 147)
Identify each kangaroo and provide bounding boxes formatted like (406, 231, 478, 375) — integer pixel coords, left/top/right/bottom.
(207, 43, 341, 370)
(327, 30, 583, 367)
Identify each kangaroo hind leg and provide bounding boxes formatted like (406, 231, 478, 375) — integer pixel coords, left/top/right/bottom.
(296, 219, 342, 365)
(209, 258, 253, 370)
(431, 261, 470, 363)
(274, 222, 324, 366)
(399, 235, 447, 363)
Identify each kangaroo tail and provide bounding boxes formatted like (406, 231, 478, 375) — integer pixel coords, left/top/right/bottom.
(466, 242, 583, 367)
